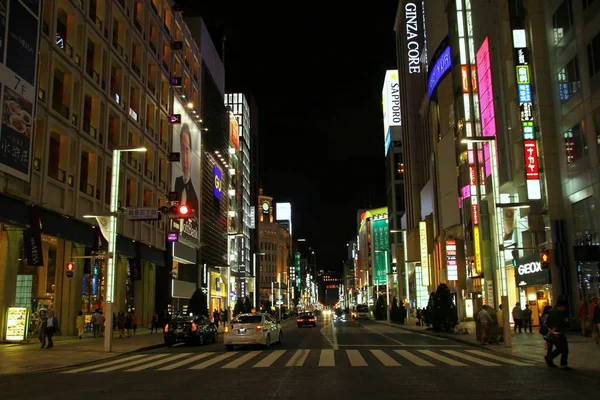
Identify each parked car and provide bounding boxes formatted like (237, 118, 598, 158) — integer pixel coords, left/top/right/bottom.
(224, 313, 282, 350)
(297, 312, 317, 328)
(164, 315, 218, 347)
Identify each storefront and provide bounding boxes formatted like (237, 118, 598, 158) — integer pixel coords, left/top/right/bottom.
(515, 253, 552, 326)
(210, 271, 226, 319)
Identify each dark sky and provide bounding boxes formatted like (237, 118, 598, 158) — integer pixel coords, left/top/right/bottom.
(180, 2, 398, 272)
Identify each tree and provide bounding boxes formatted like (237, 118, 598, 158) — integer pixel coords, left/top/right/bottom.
(391, 297, 400, 323)
(431, 283, 458, 332)
(188, 289, 208, 317)
(243, 296, 253, 313)
(375, 295, 387, 320)
(233, 298, 244, 317)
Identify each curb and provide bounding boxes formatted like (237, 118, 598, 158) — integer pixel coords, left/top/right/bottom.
(376, 321, 542, 364)
(0, 341, 166, 376)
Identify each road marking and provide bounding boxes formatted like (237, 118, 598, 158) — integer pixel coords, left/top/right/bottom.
(418, 350, 467, 366)
(318, 349, 335, 367)
(393, 350, 434, 366)
(286, 349, 310, 367)
(338, 344, 461, 347)
(464, 350, 534, 366)
(189, 352, 237, 369)
(157, 352, 214, 371)
(346, 349, 368, 366)
(320, 322, 339, 350)
(93, 354, 170, 373)
(253, 350, 286, 368)
(360, 324, 405, 345)
(222, 351, 262, 369)
(441, 350, 500, 366)
(61, 354, 146, 374)
(126, 353, 192, 371)
(370, 349, 401, 366)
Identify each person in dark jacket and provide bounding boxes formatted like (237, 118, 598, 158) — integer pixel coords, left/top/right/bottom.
(545, 300, 572, 370)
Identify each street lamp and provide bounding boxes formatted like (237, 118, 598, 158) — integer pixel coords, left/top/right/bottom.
(84, 145, 146, 352)
(252, 251, 265, 308)
(375, 249, 391, 324)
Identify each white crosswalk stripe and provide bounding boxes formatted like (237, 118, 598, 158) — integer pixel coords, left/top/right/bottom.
(60, 348, 539, 373)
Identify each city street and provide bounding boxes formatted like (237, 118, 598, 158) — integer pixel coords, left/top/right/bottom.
(0, 314, 596, 400)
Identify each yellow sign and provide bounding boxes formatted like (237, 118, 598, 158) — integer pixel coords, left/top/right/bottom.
(5, 307, 28, 341)
(210, 272, 225, 297)
(419, 221, 430, 286)
(474, 226, 482, 274)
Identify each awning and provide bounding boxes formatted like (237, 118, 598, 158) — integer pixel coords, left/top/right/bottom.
(39, 208, 95, 246)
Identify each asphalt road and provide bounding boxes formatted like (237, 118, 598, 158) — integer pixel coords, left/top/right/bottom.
(1, 314, 596, 400)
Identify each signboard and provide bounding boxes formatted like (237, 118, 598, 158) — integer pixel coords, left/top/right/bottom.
(249, 206, 256, 229)
(476, 37, 496, 179)
(167, 231, 179, 242)
(5, 306, 28, 341)
(229, 113, 239, 150)
(419, 221, 430, 286)
(372, 218, 389, 285)
(127, 207, 160, 220)
(0, 0, 42, 182)
(382, 70, 400, 155)
(515, 253, 550, 286)
(403, 1, 424, 74)
(427, 46, 451, 99)
(445, 240, 458, 281)
(213, 164, 223, 200)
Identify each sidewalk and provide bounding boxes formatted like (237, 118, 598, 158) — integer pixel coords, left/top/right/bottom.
(0, 329, 165, 375)
(376, 319, 600, 370)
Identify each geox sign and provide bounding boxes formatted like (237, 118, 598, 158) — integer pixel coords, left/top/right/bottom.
(515, 254, 550, 287)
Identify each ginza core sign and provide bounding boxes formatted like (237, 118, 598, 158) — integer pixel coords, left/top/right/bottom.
(405, 2, 421, 74)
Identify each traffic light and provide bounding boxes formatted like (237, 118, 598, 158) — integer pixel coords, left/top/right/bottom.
(540, 250, 550, 269)
(66, 261, 75, 278)
(159, 203, 194, 219)
(511, 249, 519, 267)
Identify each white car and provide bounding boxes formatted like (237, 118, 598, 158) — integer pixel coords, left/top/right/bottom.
(352, 305, 370, 320)
(224, 313, 283, 350)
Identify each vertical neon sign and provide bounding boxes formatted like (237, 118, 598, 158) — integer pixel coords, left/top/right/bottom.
(476, 37, 496, 179)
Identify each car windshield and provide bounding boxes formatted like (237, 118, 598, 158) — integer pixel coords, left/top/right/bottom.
(356, 305, 369, 312)
(299, 313, 313, 318)
(233, 315, 262, 324)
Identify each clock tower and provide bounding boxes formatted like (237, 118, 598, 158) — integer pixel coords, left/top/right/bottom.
(258, 188, 273, 223)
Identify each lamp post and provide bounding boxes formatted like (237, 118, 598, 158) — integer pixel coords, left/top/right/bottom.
(84, 146, 146, 353)
(252, 251, 265, 308)
(376, 249, 390, 324)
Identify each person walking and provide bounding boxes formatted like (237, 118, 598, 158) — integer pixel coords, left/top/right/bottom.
(545, 300, 572, 371)
(496, 304, 504, 343)
(477, 305, 493, 345)
(76, 311, 85, 339)
(45, 310, 59, 349)
(151, 312, 159, 333)
(92, 309, 103, 339)
(512, 302, 523, 333)
(578, 299, 588, 336)
(590, 297, 599, 345)
(522, 304, 533, 333)
(34, 310, 47, 348)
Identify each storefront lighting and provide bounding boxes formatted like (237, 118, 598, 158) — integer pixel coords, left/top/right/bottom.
(187, 102, 194, 109)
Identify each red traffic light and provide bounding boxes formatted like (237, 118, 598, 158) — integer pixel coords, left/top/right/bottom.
(540, 252, 549, 263)
(66, 262, 75, 271)
(178, 204, 190, 216)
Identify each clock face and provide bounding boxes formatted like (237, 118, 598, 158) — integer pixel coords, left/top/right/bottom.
(262, 202, 269, 211)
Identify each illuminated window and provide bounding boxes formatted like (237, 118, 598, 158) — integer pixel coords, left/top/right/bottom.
(564, 122, 587, 165)
(557, 56, 580, 102)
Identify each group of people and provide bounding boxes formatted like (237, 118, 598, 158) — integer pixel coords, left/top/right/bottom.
(32, 309, 60, 349)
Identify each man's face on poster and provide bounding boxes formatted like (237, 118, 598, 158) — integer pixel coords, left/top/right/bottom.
(181, 128, 191, 182)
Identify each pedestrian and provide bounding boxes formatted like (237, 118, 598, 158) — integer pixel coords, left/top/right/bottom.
(512, 302, 522, 333)
(92, 309, 103, 338)
(131, 312, 137, 336)
(590, 297, 599, 345)
(477, 305, 493, 345)
(151, 312, 159, 333)
(117, 311, 125, 338)
(34, 310, 47, 348)
(496, 304, 504, 343)
(545, 300, 572, 371)
(44, 310, 59, 349)
(522, 304, 533, 333)
(76, 311, 85, 339)
(213, 309, 220, 326)
(416, 308, 422, 326)
(125, 312, 133, 337)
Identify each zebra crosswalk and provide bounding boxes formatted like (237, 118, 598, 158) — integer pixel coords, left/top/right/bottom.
(60, 348, 536, 374)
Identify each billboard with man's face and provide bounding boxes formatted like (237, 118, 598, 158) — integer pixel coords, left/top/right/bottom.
(171, 98, 201, 243)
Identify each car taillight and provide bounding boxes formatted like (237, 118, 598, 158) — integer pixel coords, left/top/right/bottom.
(164, 324, 169, 333)
(224, 326, 229, 333)
(191, 322, 197, 332)
(297, 319, 302, 322)
(309, 319, 315, 322)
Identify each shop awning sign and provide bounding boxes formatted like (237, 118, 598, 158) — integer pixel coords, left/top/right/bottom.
(515, 253, 550, 287)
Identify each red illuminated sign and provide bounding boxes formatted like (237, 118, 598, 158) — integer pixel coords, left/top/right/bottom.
(472, 204, 479, 225)
(523, 140, 539, 179)
(469, 166, 476, 186)
(461, 65, 478, 93)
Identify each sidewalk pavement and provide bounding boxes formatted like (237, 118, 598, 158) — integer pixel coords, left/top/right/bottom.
(0, 328, 165, 375)
(375, 319, 600, 370)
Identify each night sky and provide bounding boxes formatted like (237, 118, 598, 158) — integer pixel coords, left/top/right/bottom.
(180, 2, 398, 272)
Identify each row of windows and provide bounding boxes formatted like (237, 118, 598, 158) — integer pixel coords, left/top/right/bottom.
(562, 107, 600, 166)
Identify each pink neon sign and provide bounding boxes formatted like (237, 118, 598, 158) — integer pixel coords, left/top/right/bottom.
(476, 37, 496, 178)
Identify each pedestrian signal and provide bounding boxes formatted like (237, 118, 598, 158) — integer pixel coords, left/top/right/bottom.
(66, 261, 75, 278)
(540, 250, 550, 269)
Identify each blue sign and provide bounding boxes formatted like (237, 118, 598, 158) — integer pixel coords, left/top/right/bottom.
(213, 164, 222, 200)
(428, 46, 452, 99)
(518, 84, 532, 102)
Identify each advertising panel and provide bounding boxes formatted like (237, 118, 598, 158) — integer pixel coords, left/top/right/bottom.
(427, 46, 451, 99)
(403, 1, 424, 74)
(5, 306, 28, 341)
(213, 164, 222, 200)
(515, 253, 550, 287)
(229, 113, 239, 150)
(382, 69, 400, 154)
(0, 0, 41, 182)
(445, 240, 458, 281)
(275, 202, 292, 235)
(419, 221, 430, 286)
(476, 37, 496, 179)
(372, 218, 389, 285)
(171, 98, 201, 243)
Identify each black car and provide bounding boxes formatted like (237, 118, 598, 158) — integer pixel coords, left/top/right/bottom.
(164, 315, 218, 346)
(297, 312, 317, 328)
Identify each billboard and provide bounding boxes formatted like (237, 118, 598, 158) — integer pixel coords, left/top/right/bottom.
(171, 98, 201, 243)
(213, 164, 222, 200)
(229, 112, 239, 150)
(275, 202, 292, 235)
(372, 218, 389, 285)
(382, 70, 400, 154)
(0, 0, 41, 182)
(427, 45, 451, 99)
(476, 36, 496, 179)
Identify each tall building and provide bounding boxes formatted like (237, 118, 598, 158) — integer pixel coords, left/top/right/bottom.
(257, 189, 291, 309)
